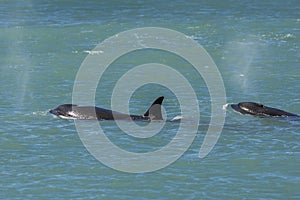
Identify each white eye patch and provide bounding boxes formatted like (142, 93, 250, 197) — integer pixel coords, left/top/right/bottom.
(239, 105, 254, 113)
(58, 111, 78, 120)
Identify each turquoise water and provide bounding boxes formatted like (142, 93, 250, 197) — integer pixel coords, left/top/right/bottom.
(1, 0, 300, 199)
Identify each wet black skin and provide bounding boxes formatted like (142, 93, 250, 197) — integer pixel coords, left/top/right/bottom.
(231, 102, 299, 117)
(50, 96, 164, 120)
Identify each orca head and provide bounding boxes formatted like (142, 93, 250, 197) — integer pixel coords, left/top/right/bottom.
(231, 102, 300, 117)
(49, 104, 78, 119)
(239, 102, 266, 115)
(231, 102, 266, 116)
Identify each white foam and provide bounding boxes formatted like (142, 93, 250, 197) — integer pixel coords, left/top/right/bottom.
(170, 115, 184, 121)
(83, 50, 104, 55)
(282, 33, 295, 39)
(222, 103, 230, 110)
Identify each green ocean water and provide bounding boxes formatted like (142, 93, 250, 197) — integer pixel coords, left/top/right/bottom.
(1, 0, 300, 199)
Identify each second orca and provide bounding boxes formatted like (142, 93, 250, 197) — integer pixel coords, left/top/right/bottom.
(231, 102, 299, 117)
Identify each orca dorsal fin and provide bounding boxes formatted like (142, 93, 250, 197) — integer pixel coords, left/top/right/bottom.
(144, 96, 164, 120)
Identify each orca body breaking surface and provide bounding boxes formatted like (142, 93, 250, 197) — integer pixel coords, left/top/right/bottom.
(231, 102, 299, 117)
(50, 96, 164, 121)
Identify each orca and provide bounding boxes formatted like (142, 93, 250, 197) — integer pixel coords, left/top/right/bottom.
(50, 96, 164, 120)
(231, 102, 299, 117)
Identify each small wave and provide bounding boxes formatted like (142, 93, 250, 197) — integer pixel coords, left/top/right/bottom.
(80, 30, 93, 34)
(32, 110, 49, 116)
(261, 33, 296, 41)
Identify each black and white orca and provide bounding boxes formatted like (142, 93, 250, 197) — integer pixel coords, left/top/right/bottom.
(231, 102, 299, 117)
(50, 96, 164, 121)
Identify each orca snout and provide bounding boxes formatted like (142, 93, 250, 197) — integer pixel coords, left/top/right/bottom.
(49, 108, 59, 116)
